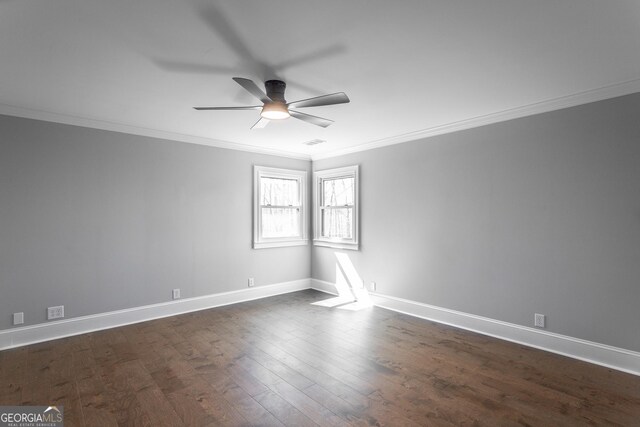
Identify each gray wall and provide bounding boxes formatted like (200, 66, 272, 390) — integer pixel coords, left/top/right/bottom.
(3, 93, 640, 352)
(0, 115, 311, 330)
(312, 93, 640, 352)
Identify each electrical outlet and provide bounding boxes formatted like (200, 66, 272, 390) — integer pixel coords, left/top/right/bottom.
(47, 305, 64, 320)
(13, 312, 24, 325)
(172, 288, 181, 300)
(248, 277, 255, 287)
(370, 282, 376, 291)
(534, 313, 545, 328)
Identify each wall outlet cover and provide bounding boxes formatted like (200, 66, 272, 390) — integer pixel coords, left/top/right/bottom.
(534, 313, 546, 328)
(13, 312, 24, 325)
(172, 289, 181, 300)
(47, 305, 64, 320)
(248, 278, 255, 287)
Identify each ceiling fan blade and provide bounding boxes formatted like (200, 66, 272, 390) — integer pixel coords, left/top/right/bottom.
(289, 110, 334, 128)
(152, 59, 238, 75)
(287, 92, 350, 109)
(251, 117, 270, 129)
(198, 5, 279, 80)
(193, 106, 261, 110)
(233, 77, 271, 103)
(272, 44, 346, 71)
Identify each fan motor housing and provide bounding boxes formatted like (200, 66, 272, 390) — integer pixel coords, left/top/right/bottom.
(265, 80, 287, 103)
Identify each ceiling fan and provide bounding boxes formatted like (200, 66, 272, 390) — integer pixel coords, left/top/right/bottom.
(194, 77, 350, 129)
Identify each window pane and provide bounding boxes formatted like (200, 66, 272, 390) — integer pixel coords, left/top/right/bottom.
(261, 177, 299, 206)
(322, 177, 354, 206)
(262, 207, 300, 238)
(321, 207, 352, 239)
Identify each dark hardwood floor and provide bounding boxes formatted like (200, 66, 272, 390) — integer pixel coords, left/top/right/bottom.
(1, 289, 639, 426)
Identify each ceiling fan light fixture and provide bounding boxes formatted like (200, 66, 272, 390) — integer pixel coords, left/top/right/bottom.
(261, 103, 290, 120)
(194, 77, 349, 128)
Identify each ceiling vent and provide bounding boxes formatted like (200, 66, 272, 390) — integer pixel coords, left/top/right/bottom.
(303, 139, 326, 146)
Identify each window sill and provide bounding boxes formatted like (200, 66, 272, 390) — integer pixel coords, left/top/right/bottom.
(253, 240, 309, 249)
(313, 240, 359, 251)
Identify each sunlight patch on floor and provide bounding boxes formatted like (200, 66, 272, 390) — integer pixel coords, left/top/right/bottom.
(336, 300, 373, 311)
(312, 252, 373, 311)
(312, 296, 355, 308)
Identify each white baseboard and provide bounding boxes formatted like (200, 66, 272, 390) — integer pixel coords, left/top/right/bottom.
(5, 277, 639, 377)
(0, 279, 310, 351)
(310, 278, 340, 295)
(310, 279, 640, 376)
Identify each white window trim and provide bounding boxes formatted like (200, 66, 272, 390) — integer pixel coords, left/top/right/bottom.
(313, 165, 359, 250)
(253, 166, 308, 249)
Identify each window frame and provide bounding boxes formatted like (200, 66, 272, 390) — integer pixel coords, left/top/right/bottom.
(253, 166, 308, 249)
(313, 165, 359, 250)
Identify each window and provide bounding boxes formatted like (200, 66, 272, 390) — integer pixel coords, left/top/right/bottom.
(253, 166, 308, 249)
(313, 165, 359, 250)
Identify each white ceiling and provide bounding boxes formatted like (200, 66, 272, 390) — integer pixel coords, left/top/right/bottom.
(1, 0, 639, 159)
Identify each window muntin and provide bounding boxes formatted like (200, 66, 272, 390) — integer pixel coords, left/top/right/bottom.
(254, 166, 307, 249)
(261, 177, 298, 207)
(314, 166, 359, 250)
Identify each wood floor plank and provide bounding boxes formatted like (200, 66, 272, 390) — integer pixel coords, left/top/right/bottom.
(231, 328, 371, 410)
(282, 304, 584, 421)
(135, 386, 185, 427)
(267, 379, 344, 426)
(254, 389, 318, 427)
(1, 289, 638, 426)
(322, 309, 633, 425)
(176, 376, 249, 426)
(264, 338, 378, 396)
(48, 377, 84, 427)
(310, 321, 568, 424)
(165, 387, 218, 426)
(0, 347, 27, 404)
(219, 329, 316, 390)
(76, 375, 120, 426)
(302, 383, 373, 426)
(200, 371, 285, 426)
(225, 364, 271, 397)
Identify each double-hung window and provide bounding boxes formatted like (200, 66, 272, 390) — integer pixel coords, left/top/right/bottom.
(253, 166, 308, 249)
(313, 165, 359, 250)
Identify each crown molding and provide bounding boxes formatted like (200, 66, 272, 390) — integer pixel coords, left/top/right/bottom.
(0, 103, 311, 161)
(3, 77, 640, 163)
(312, 77, 640, 161)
